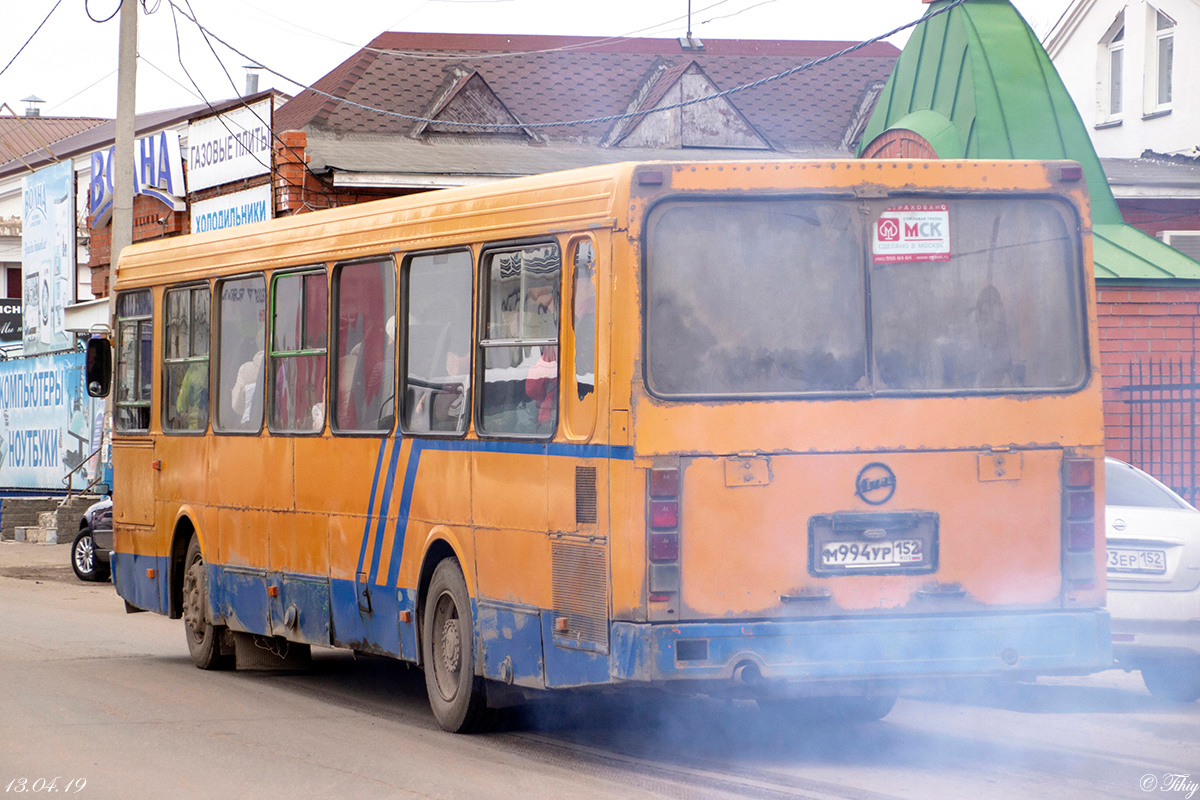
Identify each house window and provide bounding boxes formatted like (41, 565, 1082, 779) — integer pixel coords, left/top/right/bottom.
(1105, 20, 1124, 118)
(1154, 9, 1174, 108)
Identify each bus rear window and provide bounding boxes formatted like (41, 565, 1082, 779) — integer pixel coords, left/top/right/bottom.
(871, 198, 1085, 392)
(646, 200, 866, 396)
(645, 197, 1086, 398)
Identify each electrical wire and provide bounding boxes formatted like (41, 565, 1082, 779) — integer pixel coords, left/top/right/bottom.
(47, 69, 119, 113)
(225, 0, 745, 63)
(0, 0, 67, 79)
(138, 55, 203, 102)
(170, 0, 966, 132)
(698, 0, 780, 26)
(167, 0, 325, 198)
(86, 0, 124, 24)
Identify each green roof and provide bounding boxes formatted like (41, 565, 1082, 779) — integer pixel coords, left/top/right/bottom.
(1094, 224, 1200, 280)
(858, 0, 1200, 281)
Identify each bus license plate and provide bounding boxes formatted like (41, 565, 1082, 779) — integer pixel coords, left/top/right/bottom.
(821, 539, 923, 568)
(1108, 548, 1167, 574)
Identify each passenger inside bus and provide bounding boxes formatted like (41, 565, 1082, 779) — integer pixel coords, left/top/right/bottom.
(524, 345, 558, 434)
(231, 330, 265, 427)
(174, 361, 208, 429)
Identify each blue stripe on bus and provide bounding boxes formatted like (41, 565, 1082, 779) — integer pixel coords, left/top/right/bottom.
(381, 438, 634, 591)
(354, 438, 390, 581)
(385, 438, 427, 591)
(367, 438, 405, 587)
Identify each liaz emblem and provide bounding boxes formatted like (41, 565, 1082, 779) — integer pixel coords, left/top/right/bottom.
(855, 462, 896, 505)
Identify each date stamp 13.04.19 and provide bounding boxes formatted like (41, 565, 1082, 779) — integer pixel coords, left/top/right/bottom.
(4, 778, 86, 793)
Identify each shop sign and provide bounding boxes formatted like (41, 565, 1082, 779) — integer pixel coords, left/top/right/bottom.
(187, 100, 273, 191)
(190, 184, 272, 234)
(89, 129, 186, 227)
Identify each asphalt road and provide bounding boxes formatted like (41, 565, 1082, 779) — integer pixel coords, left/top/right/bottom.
(2, 541, 1198, 800)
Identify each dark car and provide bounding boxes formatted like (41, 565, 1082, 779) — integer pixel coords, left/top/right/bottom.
(72, 498, 112, 582)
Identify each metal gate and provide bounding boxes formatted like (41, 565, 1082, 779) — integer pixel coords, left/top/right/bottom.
(1121, 356, 1200, 502)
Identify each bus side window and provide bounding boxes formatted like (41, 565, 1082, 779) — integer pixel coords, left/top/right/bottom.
(115, 290, 154, 432)
(479, 243, 561, 438)
(333, 259, 397, 433)
(214, 275, 266, 432)
(269, 269, 328, 433)
(162, 285, 211, 432)
(401, 250, 473, 436)
(566, 238, 597, 439)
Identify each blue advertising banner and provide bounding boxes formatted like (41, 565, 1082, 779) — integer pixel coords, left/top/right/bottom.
(21, 161, 75, 355)
(0, 352, 99, 491)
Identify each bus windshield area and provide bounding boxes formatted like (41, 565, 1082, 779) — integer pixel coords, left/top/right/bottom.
(646, 197, 1086, 397)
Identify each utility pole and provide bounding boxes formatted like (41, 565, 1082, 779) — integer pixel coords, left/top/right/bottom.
(112, 0, 137, 278)
(103, 0, 136, 489)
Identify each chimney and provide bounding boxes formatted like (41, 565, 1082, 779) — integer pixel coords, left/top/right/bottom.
(21, 95, 45, 117)
(243, 67, 261, 97)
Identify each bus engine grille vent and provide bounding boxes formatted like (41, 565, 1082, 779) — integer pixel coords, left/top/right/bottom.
(551, 541, 608, 652)
(575, 466, 598, 524)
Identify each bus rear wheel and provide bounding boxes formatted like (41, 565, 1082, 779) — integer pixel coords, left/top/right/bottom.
(181, 535, 231, 670)
(422, 558, 488, 732)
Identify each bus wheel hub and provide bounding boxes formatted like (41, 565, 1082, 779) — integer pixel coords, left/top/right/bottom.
(440, 619, 460, 672)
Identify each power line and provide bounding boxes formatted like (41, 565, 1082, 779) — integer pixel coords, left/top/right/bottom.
(0, 0, 67, 79)
(85, 0, 123, 25)
(47, 69, 119, 113)
(138, 55, 203, 102)
(170, 0, 966, 132)
(167, 0, 326, 201)
(206, 0, 745, 64)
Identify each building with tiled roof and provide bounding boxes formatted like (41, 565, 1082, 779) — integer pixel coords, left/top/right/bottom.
(273, 32, 899, 194)
(0, 114, 107, 172)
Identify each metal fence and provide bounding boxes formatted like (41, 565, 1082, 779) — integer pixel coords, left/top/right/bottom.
(1121, 356, 1200, 502)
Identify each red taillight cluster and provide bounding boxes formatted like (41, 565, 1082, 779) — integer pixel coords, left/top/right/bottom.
(648, 466, 681, 603)
(1063, 457, 1097, 587)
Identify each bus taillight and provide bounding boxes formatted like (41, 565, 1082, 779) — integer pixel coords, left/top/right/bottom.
(648, 467, 681, 599)
(650, 501, 679, 530)
(1063, 457, 1098, 586)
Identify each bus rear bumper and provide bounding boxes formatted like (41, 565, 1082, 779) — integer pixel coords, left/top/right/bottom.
(609, 610, 1112, 683)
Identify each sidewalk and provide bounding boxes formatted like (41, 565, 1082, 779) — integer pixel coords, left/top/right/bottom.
(0, 540, 73, 573)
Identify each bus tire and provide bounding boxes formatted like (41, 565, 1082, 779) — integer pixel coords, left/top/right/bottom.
(181, 535, 232, 670)
(422, 558, 487, 733)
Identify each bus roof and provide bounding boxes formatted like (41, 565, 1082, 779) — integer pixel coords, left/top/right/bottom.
(114, 158, 1087, 287)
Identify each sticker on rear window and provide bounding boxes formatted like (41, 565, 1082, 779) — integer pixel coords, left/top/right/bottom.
(873, 204, 951, 263)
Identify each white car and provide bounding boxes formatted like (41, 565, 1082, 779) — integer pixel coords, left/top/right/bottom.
(1105, 457, 1200, 702)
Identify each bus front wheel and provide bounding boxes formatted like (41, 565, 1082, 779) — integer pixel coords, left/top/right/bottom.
(182, 535, 231, 670)
(422, 558, 488, 732)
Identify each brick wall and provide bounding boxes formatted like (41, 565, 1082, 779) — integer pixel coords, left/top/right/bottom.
(1117, 199, 1200, 239)
(1096, 285, 1200, 471)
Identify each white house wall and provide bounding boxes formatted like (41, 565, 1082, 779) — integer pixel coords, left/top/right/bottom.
(1047, 0, 1199, 158)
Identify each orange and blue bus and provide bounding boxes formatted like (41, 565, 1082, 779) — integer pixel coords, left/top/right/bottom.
(88, 159, 1110, 731)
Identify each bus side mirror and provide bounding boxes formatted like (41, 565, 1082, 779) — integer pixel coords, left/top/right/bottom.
(86, 336, 112, 398)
